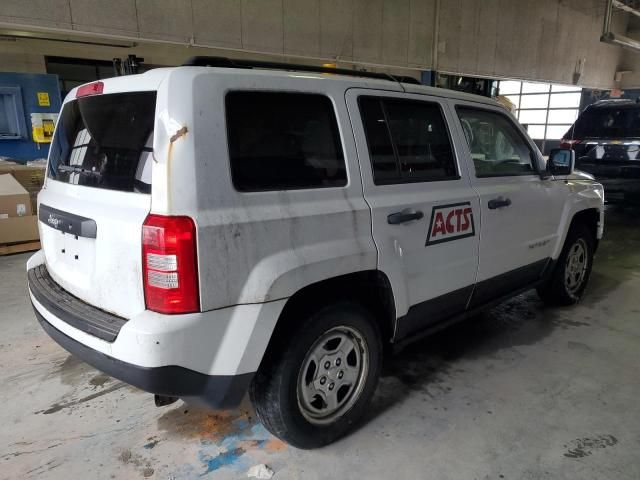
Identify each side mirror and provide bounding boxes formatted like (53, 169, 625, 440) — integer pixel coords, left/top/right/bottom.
(548, 148, 575, 176)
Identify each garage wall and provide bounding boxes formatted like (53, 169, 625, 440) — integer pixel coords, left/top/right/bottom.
(0, 0, 436, 70)
(0, 0, 632, 88)
(618, 26, 640, 89)
(437, 0, 627, 89)
(0, 52, 46, 74)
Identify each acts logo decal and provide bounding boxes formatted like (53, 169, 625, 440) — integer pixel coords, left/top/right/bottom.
(425, 202, 475, 246)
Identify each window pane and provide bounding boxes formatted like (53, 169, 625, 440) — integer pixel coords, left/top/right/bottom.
(518, 109, 547, 124)
(359, 97, 398, 183)
(551, 84, 581, 93)
(498, 81, 522, 95)
(226, 92, 346, 191)
(549, 92, 581, 108)
(521, 82, 550, 93)
(0, 89, 25, 138)
(384, 99, 458, 183)
(519, 94, 549, 109)
(527, 125, 546, 139)
(457, 108, 535, 177)
(546, 125, 572, 140)
(48, 92, 156, 193)
(547, 109, 579, 124)
(0, 95, 15, 135)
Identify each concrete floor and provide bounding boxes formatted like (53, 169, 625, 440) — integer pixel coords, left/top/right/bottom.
(1, 207, 639, 480)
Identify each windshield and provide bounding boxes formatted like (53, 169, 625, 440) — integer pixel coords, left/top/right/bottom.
(48, 91, 156, 193)
(569, 106, 640, 139)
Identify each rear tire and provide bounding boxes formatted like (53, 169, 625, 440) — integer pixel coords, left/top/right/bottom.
(537, 224, 594, 306)
(249, 302, 382, 449)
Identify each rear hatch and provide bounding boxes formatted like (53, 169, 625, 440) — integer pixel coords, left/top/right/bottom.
(38, 86, 156, 319)
(565, 103, 640, 179)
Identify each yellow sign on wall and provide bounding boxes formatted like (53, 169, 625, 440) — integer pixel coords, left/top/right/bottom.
(30, 113, 58, 143)
(37, 92, 50, 107)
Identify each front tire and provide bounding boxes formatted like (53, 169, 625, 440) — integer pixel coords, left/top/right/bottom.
(537, 224, 594, 305)
(249, 302, 382, 449)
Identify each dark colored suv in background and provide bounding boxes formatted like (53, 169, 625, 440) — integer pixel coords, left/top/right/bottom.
(562, 99, 640, 203)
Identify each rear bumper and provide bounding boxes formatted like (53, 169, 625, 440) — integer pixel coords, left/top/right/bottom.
(29, 264, 127, 342)
(27, 250, 287, 408)
(34, 306, 252, 408)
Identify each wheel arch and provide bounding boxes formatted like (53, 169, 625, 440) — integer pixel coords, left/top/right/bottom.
(553, 205, 602, 260)
(256, 270, 396, 371)
(538, 206, 600, 306)
(568, 207, 600, 252)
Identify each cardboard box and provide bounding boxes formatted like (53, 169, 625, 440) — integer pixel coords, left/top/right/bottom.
(29, 192, 39, 216)
(10, 168, 45, 191)
(0, 174, 33, 218)
(0, 160, 46, 186)
(0, 160, 46, 213)
(0, 215, 39, 244)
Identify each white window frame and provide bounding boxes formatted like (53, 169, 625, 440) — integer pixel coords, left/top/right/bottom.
(498, 80, 582, 150)
(0, 86, 28, 140)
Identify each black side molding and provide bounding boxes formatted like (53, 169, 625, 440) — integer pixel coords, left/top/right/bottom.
(469, 258, 550, 309)
(394, 285, 474, 339)
(393, 258, 555, 348)
(39, 203, 97, 238)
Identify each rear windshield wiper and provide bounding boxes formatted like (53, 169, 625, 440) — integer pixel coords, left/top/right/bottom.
(57, 165, 102, 177)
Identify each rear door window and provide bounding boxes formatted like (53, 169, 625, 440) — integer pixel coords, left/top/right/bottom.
(226, 91, 347, 191)
(358, 96, 458, 185)
(48, 92, 156, 193)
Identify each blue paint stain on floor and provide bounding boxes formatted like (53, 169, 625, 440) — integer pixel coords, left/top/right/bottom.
(199, 446, 247, 475)
(195, 420, 276, 475)
(167, 412, 284, 478)
(249, 423, 271, 438)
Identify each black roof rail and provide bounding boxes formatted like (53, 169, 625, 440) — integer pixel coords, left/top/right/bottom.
(181, 56, 421, 85)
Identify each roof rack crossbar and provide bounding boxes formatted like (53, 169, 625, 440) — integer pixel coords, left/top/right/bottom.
(181, 56, 420, 85)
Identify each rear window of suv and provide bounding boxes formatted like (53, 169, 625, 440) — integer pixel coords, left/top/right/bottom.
(569, 105, 640, 139)
(226, 91, 347, 191)
(48, 91, 156, 193)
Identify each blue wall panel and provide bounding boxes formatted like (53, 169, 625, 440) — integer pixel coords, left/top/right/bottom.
(0, 72, 61, 163)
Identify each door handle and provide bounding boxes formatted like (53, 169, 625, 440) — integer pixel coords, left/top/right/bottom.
(488, 197, 512, 209)
(387, 208, 424, 225)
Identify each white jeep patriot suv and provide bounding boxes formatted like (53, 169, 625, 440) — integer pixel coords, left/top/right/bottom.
(28, 57, 604, 448)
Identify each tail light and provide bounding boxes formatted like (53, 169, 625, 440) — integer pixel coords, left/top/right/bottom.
(559, 138, 581, 149)
(142, 214, 200, 314)
(76, 81, 104, 98)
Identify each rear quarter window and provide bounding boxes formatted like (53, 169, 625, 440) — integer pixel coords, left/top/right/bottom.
(225, 91, 347, 192)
